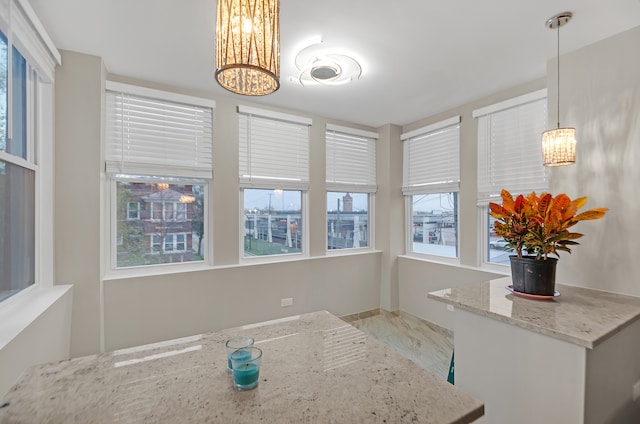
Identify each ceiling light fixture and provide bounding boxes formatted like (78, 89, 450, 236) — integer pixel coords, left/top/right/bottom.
(215, 0, 280, 96)
(292, 39, 362, 86)
(542, 12, 576, 167)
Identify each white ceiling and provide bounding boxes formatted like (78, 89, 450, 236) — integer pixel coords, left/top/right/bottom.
(29, 0, 640, 128)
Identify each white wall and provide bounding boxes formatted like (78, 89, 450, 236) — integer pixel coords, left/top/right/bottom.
(396, 79, 545, 329)
(550, 25, 640, 297)
(585, 319, 640, 423)
(54, 54, 383, 354)
(454, 308, 587, 423)
(376, 124, 404, 311)
(397, 25, 640, 326)
(103, 253, 380, 351)
(54, 50, 105, 357)
(51, 24, 640, 358)
(399, 257, 501, 330)
(552, 26, 640, 421)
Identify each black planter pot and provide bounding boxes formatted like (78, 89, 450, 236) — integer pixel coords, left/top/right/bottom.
(509, 256, 558, 296)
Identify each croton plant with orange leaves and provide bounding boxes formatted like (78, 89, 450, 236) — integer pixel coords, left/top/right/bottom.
(489, 189, 608, 260)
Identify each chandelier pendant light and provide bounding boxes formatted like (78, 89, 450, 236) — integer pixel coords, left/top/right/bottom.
(542, 12, 576, 167)
(215, 0, 280, 96)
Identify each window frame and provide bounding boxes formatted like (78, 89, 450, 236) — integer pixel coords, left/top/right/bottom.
(473, 89, 548, 269)
(240, 188, 307, 261)
(126, 201, 140, 220)
(158, 232, 188, 254)
(0, 0, 59, 303)
(238, 106, 311, 262)
(402, 117, 461, 262)
(104, 83, 214, 274)
(325, 124, 377, 253)
(108, 175, 208, 272)
(326, 191, 373, 252)
(147, 200, 187, 222)
(404, 193, 460, 264)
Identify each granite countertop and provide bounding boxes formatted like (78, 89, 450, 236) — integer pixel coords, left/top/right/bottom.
(428, 277, 640, 349)
(0, 311, 483, 424)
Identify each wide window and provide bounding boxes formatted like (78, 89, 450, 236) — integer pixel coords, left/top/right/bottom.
(474, 89, 548, 265)
(402, 117, 460, 258)
(105, 82, 214, 269)
(239, 106, 310, 258)
(326, 125, 377, 250)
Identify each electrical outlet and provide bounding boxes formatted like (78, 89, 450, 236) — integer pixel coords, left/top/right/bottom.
(633, 380, 640, 402)
(447, 304, 454, 312)
(281, 297, 293, 307)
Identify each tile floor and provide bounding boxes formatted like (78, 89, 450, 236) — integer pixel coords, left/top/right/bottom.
(342, 310, 454, 380)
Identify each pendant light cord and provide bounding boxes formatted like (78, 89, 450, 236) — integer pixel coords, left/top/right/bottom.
(556, 21, 560, 129)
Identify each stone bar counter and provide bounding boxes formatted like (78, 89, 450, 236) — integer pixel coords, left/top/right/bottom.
(429, 277, 640, 423)
(0, 311, 484, 424)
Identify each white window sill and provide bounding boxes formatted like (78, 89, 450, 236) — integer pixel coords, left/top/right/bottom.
(240, 249, 381, 266)
(325, 247, 378, 257)
(398, 254, 510, 276)
(104, 261, 213, 280)
(402, 252, 461, 266)
(0, 284, 73, 351)
(104, 250, 383, 280)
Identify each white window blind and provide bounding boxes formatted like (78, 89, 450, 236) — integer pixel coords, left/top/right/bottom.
(105, 84, 214, 179)
(238, 106, 310, 190)
(475, 91, 548, 205)
(402, 116, 460, 195)
(326, 124, 377, 193)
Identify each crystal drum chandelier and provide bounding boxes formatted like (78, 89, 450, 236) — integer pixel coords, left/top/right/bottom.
(215, 0, 280, 96)
(542, 12, 576, 167)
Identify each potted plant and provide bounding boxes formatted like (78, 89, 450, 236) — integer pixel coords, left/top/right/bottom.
(489, 189, 607, 295)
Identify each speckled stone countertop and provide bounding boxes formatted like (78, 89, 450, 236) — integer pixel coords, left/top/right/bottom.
(429, 277, 640, 349)
(0, 311, 483, 424)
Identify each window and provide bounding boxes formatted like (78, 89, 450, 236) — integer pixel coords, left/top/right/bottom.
(176, 234, 186, 251)
(0, 33, 35, 301)
(115, 180, 205, 267)
(326, 124, 377, 250)
(327, 192, 369, 249)
(244, 188, 302, 255)
(159, 233, 187, 253)
(105, 82, 214, 269)
(0, 0, 57, 302)
(238, 106, 310, 258)
(152, 234, 162, 254)
(409, 193, 458, 256)
(0, 160, 35, 301)
(127, 202, 140, 220)
(474, 90, 548, 265)
(149, 200, 187, 221)
(402, 117, 460, 258)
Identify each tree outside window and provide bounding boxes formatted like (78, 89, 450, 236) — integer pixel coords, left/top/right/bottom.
(115, 180, 204, 267)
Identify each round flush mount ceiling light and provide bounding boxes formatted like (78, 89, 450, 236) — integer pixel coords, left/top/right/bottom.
(292, 39, 362, 86)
